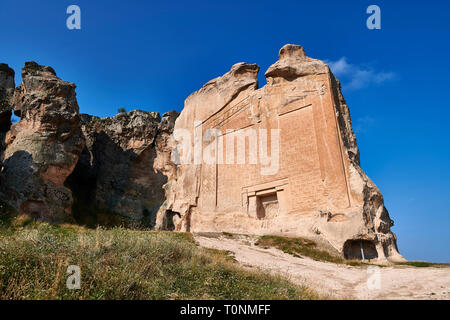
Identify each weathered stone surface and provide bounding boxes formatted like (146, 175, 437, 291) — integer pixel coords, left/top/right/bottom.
(68, 109, 179, 227)
(0, 62, 84, 222)
(0, 63, 15, 133)
(0, 48, 403, 262)
(163, 44, 404, 262)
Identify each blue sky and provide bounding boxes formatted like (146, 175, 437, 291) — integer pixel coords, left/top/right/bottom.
(1, 0, 449, 262)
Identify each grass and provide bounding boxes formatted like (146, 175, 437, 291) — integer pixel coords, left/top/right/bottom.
(0, 208, 321, 300)
(255, 235, 373, 266)
(255, 235, 450, 268)
(395, 261, 450, 268)
(256, 235, 345, 263)
(222, 232, 235, 237)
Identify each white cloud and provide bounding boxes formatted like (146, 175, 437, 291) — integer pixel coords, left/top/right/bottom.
(353, 115, 376, 133)
(326, 57, 395, 90)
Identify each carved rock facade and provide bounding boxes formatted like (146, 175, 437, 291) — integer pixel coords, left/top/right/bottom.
(163, 44, 404, 262)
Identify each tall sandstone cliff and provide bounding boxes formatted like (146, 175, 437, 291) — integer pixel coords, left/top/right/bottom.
(162, 44, 404, 262)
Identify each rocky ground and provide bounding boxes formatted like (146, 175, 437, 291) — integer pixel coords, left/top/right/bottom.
(194, 233, 450, 300)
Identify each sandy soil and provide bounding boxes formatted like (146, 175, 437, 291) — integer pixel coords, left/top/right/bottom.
(194, 234, 450, 300)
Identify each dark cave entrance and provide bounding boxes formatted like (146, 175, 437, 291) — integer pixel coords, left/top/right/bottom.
(343, 239, 378, 260)
(165, 210, 181, 231)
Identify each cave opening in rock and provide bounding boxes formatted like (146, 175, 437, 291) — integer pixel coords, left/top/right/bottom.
(142, 208, 150, 218)
(0, 110, 11, 132)
(165, 210, 181, 231)
(256, 193, 279, 220)
(343, 239, 378, 260)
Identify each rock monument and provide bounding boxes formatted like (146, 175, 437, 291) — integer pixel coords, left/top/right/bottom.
(162, 44, 404, 262)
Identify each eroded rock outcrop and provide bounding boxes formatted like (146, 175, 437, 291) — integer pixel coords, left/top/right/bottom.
(163, 44, 404, 262)
(0, 62, 84, 222)
(67, 109, 178, 227)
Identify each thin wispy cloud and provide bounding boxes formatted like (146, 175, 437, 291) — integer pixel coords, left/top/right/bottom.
(326, 57, 395, 90)
(353, 115, 376, 134)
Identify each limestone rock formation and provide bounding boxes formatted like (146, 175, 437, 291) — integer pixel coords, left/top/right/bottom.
(0, 62, 84, 222)
(67, 109, 178, 227)
(163, 44, 404, 262)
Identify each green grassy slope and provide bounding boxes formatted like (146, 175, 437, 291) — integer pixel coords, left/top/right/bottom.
(0, 210, 320, 300)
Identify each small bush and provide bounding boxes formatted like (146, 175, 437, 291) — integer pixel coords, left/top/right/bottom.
(117, 107, 126, 114)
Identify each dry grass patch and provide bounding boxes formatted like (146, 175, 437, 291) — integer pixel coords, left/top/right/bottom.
(395, 261, 450, 268)
(0, 215, 322, 300)
(255, 235, 375, 267)
(256, 235, 345, 263)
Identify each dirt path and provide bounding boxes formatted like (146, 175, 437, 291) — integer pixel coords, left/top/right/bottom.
(194, 234, 450, 300)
